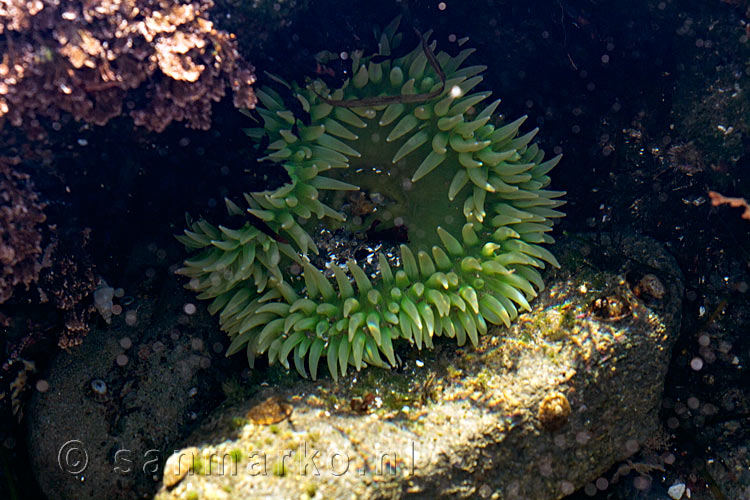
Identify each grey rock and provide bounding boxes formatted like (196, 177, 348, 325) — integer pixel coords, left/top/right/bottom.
(26, 247, 232, 500)
(154, 232, 684, 500)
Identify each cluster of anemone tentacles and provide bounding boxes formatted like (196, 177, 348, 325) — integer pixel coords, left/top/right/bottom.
(177, 18, 565, 381)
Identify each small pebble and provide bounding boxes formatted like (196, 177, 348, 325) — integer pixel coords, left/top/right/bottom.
(668, 482, 686, 499)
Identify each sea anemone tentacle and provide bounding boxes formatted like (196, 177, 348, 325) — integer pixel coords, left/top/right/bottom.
(177, 18, 565, 380)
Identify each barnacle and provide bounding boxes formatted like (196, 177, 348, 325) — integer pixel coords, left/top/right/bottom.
(538, 391, 571, 431)
(176, 18, 565, 380)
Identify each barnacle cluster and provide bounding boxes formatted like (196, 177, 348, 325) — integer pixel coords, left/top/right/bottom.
(0, 0, 256, 132)
(177, 19, 565, 380)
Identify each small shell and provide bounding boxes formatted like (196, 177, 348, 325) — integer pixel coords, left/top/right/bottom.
(87, 378, 110, 403)
(93, 280, 115, 324)
(350, 393, 376, 413)
(590, 295, 631, 321)
(246, 396, 293, 425)
(91, 379, 107, 394)
(635, 273, 666, 300)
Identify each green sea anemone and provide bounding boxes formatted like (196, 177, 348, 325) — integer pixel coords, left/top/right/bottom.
(176, 18, 565, 381)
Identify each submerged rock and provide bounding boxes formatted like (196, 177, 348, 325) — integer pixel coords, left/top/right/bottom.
(153, 232, 683, 500)
(25, 244, 234, 500)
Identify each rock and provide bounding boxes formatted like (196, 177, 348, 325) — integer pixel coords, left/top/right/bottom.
(667, 482, 686, 499)
(26, 244, 236, 500)
(153, 232, 683, 500)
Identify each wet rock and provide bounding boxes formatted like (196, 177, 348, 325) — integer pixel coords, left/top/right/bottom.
(154, 232, 684, 500)
(669, 2, 750, 178)
(25, 245, 233, 500)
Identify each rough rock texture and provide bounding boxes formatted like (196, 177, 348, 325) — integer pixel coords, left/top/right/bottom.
(0, 0, 256, 133)
(1, 226, 100, 437)
(153, 232, 683, 500)
(25, 243, 237, 500)
(34, 229, 100, 349)
(668, 1, 750, 182)
(0, 157, 46, 304)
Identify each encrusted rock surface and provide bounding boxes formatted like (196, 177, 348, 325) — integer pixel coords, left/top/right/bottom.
(0, 0, 256, 133)
(153, 232, 683, 500)
(0, 157, 46, 304)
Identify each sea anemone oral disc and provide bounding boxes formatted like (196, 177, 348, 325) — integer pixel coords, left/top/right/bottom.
(177, 17, 565, 380)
